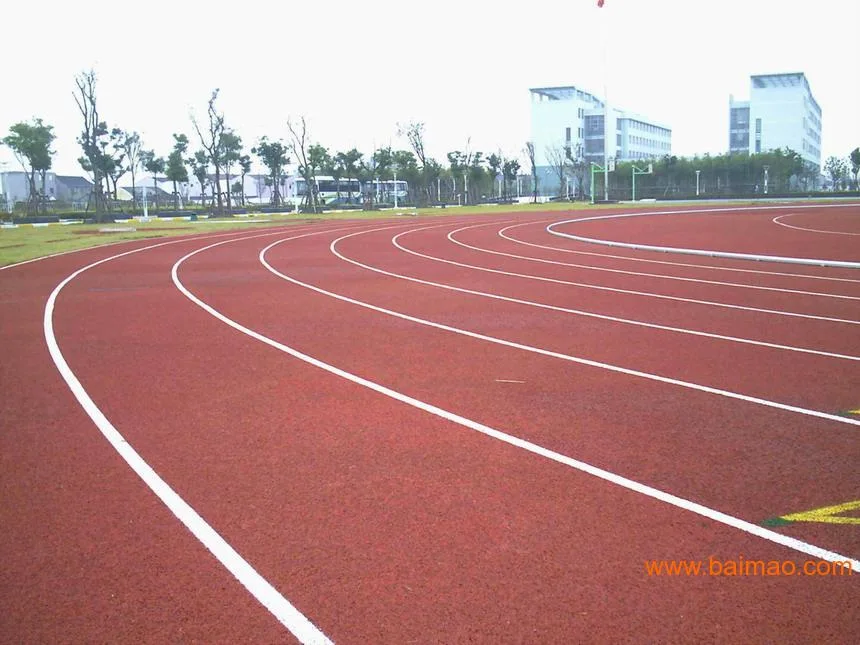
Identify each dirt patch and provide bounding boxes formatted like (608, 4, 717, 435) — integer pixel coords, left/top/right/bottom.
(0, 243, 25, 249)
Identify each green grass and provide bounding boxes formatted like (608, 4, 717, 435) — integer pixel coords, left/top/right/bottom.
(0, 197, 818, 267)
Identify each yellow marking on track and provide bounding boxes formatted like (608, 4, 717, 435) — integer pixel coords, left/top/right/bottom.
(781, 501, 860, 525)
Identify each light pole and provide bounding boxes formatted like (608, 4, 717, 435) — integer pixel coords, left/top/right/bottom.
(696, 170, 701, 196)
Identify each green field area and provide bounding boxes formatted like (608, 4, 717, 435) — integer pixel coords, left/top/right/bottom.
(0, 198, 797, 267)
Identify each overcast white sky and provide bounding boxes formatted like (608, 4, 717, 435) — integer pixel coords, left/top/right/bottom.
(1, 0, 857, 177)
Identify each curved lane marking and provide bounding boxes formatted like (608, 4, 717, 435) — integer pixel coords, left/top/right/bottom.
(498, 226, 860, 300)
(341, 223, 859, 361)
(172, 231, 860, 571)
(500, 220, 860, 285)
(443, 222, 859, 325)
(44, 225, 343, 644)
(508, 220, 860, 300)
(546, 204, 860, 269)
(773, 213, 860, 236)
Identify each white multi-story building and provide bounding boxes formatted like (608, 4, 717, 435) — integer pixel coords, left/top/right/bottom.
(729, 72, 822, 171)
(530, 85, 671, 196)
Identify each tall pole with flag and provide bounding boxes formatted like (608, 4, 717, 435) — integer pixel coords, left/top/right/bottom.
(598, 0, 609, 201)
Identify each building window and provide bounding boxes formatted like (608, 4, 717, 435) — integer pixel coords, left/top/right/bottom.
(755, 118, 762, 134)
(755, 140, 761, 153)
(566, 127, 571, 142)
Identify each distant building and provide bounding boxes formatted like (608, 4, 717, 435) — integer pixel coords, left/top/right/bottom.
(0, 171, 58, 204)
(55, 175, 95, 204)
(530, 85, 671, 196)
(729, 72, 822, 171)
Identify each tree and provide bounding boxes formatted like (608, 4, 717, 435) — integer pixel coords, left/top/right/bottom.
(140, 150, 165, 209)
(238, 154, 251, 206)
(74, 70, 110, 218)
(252, 137, 289, 206)
(824, 156, 848, 190)
(391, 150, 421, 203)
(287, 117, 317, 212)
(192, 89, 226, 215)
(400, 121, 428, 167)
(544, 145, 574, 198)
(103, 128, 128, 202)
(399, 121, 435, 205)
(567, 145, 589, 199)
(467, 153, 486, 204)
(850, 148, 860, 189)
(188, 150, 209, 207)
(220, 130, 242, 213)
(503, 158, 521, 199)
(117, 131, 143, 212)
(486, 153, 502, 198)
(166, 134, 189, 209)
(372, 146, 393, 179)
(334, 148, 362, 202)
(2, 119, 55, 214)
(308, 144, 333, 200)
(524, 142, 538, 203)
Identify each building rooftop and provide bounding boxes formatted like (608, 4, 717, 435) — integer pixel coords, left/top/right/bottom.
(749, 72, 820, 114)
(56, 175, 93, 190)
(530, 86, 604, 107)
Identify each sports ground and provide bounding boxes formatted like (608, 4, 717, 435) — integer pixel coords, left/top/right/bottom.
(1, 202, 858, 643)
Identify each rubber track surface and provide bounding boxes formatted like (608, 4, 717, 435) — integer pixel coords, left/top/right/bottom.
(1, 207, 858, 643)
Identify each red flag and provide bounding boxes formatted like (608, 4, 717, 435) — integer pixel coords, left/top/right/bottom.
(598, 0, 605, 6)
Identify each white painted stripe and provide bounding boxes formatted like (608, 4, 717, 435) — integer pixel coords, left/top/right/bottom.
(42, 227, 346, 644)
(172, 233, 860, 570)
(317, 230, 860, 422)
(499, 220, 860, 285)
(547, 204, 860, 269)
(773, 214, 860, 236)
(512, 218, 860, 300)
(341, 224, 860, 361)
(443, 222, 859, 326)
(500, 224, 860, 300)
(495, 379, 525, 383)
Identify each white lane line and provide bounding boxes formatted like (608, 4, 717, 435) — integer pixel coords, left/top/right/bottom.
(505, 219, 860, 300)
(360, 224, 860, 361)
(498, 220, 860, 285)
(320, 229, 860, 411)
(773, 214, 860, 236)
(445, 222, 860, 325)
(173, 233, 860, 570)
(546, 205, 860, 269)
(495, 379, 525, 383)
(43, 226, 345, 645)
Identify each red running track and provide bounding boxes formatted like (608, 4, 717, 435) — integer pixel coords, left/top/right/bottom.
(1, 205, 858, 643)
(549, 204, 860, 262)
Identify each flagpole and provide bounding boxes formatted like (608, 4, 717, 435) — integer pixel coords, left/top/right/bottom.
(600, 0, 609, 202)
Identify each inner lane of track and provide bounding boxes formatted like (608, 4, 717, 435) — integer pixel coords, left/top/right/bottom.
(548, 204, 860, 262)
(499, 214, 860, 285)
